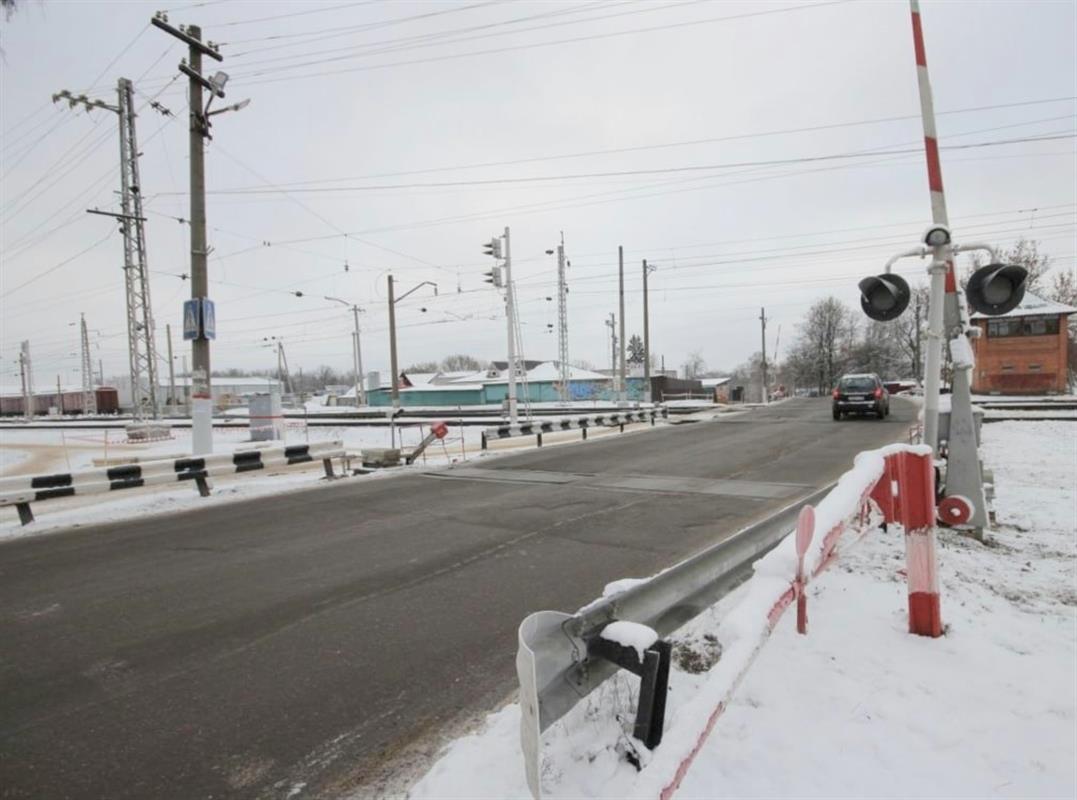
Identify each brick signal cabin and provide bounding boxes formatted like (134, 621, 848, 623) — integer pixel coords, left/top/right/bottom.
(969, 292, 1075, 395)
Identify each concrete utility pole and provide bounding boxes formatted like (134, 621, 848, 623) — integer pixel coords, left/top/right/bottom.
(605, 313, 617, 385)
(618, 245, 626, 402)
(166, 323, 177, 415)
(57, 376, 64, 415)
(352, 310, 365, 407)
(388, 275, 399, 408)
(57, 80, 162, 421)
(504, 226, 518, 424)
(326, 297, 366, 407)
(152, 11, 228, 454)
(642, 259, 656, 403)
(19, 340, 33, 421)
(556, 234, 570, 402)
(759, 307, 768, 404)
(387, 276, 437, 410)
(80, 314, 97, 415)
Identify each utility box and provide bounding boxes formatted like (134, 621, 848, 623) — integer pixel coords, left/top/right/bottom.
(249, 390, 284, 442)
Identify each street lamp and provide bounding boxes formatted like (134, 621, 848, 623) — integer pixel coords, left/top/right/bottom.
(387, 276, 438, 408)
(325, 296, 366, 407)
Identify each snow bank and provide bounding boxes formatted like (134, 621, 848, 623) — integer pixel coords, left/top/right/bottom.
(676, 419, 1076, 798)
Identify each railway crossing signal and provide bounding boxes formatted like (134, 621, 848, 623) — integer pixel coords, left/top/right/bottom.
(966, 263, 1028, 316)
(858, 273, 911, 322)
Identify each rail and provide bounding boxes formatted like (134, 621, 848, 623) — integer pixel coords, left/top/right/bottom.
(0, 440, 344, 525)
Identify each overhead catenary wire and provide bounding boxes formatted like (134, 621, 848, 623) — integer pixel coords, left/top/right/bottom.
(227, 0, 853, 86)
(223, 0, 702, 70)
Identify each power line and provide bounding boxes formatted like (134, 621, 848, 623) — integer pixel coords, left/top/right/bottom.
(190, 132, 1076, 195)
(225, 0, 699, 71)
(0, 231, 115, 300)
(172, 96, 1077, 190)
(233, 0, 851, 86)
(225, 0, 514, 51)
(214, 1, 381, 28)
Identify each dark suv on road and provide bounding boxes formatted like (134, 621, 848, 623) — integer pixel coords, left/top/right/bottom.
(832, 373, 889, 420)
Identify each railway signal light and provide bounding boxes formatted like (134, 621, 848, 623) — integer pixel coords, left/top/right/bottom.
(483, 266, 504, 288)
(966, 263, 1027, 316)
(483, 237, 502, 259)
(858, 273, 911, 321)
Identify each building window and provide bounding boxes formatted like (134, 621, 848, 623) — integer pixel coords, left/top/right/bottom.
(1029, 364, 1042, 371)
(1000, 364, 1015, 371)
(987, 315, 1060, 337)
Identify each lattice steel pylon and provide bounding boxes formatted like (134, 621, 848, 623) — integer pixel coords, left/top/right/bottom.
(556, 233, 570, 401)
(80, 314, 97, 415)
(54, 78, 161, 420)
(117, 78, 159, 419)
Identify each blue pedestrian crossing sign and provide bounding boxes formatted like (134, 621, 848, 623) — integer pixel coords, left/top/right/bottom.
(182, 298, 217, 340)
(183, 300, 200, 340)
(202, 299, 216, 340)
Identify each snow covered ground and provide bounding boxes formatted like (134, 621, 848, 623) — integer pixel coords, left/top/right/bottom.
(407, 420, 1076, 799)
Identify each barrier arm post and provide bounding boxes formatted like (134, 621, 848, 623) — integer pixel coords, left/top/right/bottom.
(899, 451, 943, 637)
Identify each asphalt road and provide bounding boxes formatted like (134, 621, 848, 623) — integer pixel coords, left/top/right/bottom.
(0, 398, 915, 799)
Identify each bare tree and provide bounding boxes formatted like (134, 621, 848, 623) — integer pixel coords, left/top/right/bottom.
(440, 354, 484, 372)
(787, 297, 859, 392)
(890, 284, 929, 381)
(682, 350, 706, 379)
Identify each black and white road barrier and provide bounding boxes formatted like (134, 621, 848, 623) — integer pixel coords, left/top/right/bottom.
(480, 408, 668, 450)
(0, 441, 344, 526)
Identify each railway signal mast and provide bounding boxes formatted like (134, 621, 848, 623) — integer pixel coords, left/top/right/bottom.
(483, 229, 520, 424)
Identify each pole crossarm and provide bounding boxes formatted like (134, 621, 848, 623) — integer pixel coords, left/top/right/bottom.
(393, 281, 438, 304)
(151, 14, 224, 61)
(884, 245, 928, 273)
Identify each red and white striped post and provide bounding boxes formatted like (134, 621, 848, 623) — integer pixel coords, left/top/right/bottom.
(897, 451, 943, 637)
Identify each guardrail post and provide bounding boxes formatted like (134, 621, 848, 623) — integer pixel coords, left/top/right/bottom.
(896, 451, 942, 637)
(481, 431, 487, 451)
(16, 502, 33, 526)
(582, 427, 588, 440)
(588, 634, 672, 751)
(322, 457, 335, 478)
(536, 433, 543, 448)
(195, 476, 211, 497)
(619, 423, 625, 433)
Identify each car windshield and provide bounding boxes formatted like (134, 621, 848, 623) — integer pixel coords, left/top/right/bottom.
(839, 377, 876, 392)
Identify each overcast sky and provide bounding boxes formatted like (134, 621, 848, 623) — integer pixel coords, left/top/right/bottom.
(2, 0, 1075, 388)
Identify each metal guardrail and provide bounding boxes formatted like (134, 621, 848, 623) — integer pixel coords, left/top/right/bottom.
(518, 482, 834, 737)
(481, 408, 668, 450)
(0, 440, 344, 525)
(517, 443, 938, 798)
